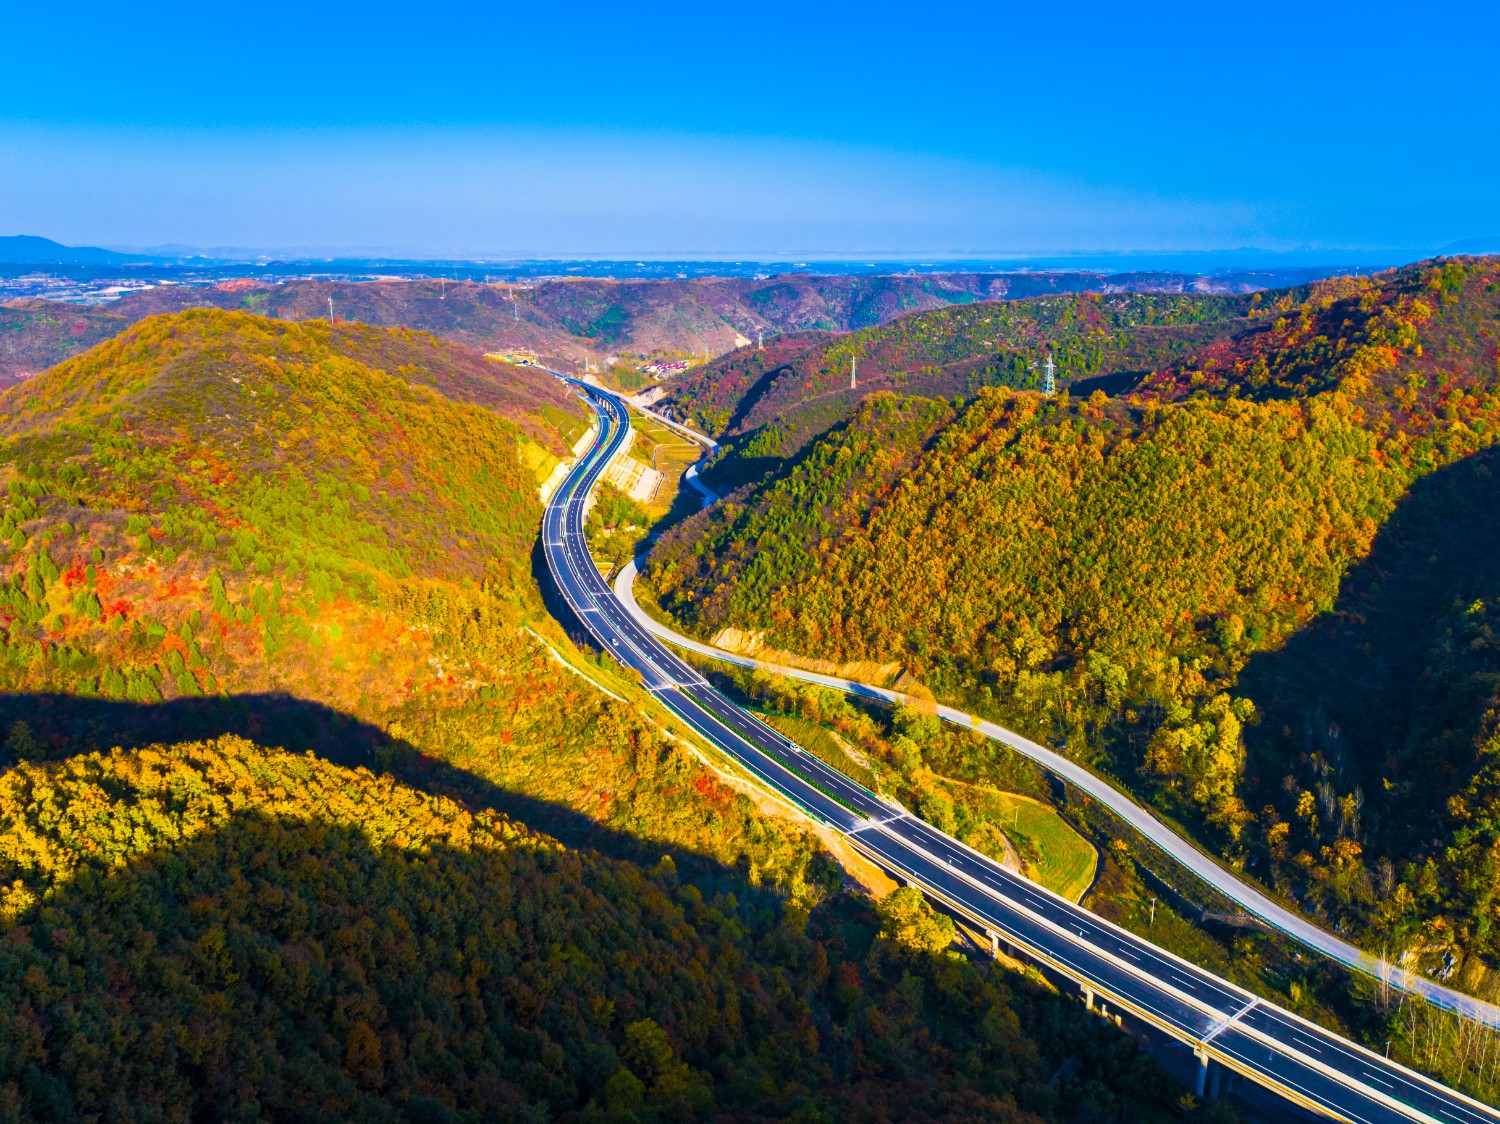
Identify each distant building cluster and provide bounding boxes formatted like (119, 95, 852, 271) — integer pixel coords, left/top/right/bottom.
(640, 360, 693, 378)
(0, 274, 167, 304)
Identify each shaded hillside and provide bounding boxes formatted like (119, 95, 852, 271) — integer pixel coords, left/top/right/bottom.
(1236, 443, 1500, 971)
(0, 737, 1198, 1122)
(661, 291, 1259, 490)
(644, 258, 1500, 979)
(0, 311, 1213, 1121)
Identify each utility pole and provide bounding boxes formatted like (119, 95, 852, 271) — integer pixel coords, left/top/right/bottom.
(850, 355, 857, 390)
(757, 329, 764, 350)
(1042, 352, 1056, 396)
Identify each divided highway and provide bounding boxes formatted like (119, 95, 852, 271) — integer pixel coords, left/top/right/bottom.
(611, 561, 1500, 1028)
(542, 378, 1500, 1124)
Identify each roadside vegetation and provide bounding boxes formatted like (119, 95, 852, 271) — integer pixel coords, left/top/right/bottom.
(644, 259, 1500, 1050)
(0, 308, 1237, 1120)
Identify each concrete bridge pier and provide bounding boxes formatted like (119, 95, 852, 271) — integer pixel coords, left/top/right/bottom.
(1192, 1049, 1220, 1100)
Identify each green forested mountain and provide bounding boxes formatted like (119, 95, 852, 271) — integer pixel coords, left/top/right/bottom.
(1, 737, 1192, 1121)
(645, 258, 1500, 985)
(658, 291, 1262, 489)
(0, 310, 1209, 1120)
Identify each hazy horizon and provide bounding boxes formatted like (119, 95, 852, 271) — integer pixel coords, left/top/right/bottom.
(3, 1, 1494, 262)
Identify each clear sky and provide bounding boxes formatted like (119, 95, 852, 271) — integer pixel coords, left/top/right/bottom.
(2, 0, 1495, 260)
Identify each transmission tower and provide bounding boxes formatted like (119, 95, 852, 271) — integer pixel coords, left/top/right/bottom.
(1042, 352, 1056, 396)
(327, 295, 335, 322)
(850, 355, 857, 390)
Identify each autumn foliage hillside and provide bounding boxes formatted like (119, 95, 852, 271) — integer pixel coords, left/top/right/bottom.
(0, 737, 1208, 1121)
(0, 309, 824, 878)
(646, 257, 1500, 983)
(0, 311, 1207, 1121)
(661, 291, 1259, 490)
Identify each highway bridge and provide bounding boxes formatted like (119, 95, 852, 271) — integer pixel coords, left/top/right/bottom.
(541, 378, 1500, 1124)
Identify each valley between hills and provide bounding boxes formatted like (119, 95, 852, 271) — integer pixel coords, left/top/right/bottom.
(2, 257, 1499, 1120)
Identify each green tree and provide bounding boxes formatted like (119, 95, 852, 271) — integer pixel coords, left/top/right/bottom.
(876, 887, 956, 955)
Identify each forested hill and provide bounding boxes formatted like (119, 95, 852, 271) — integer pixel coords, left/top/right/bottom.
(0, 310, 1205, 1119)
(2, 265, 1316, 385)
(662, 291, 1257, 436)
(644, 257, 1500, 989)
(658, 290, 1262, 490)
(1, 736, 1194, 1120)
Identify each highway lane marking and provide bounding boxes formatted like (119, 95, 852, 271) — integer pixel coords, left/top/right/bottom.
(1211, 1037, 1387, 1124)
(894, 812, 1254, 1009)
(846, 835, 1219, 1041)
(553, 381, 1500, 1124)
(850, 811, 907, 834)
(1248, 1005, 1471, 1107)
(1202, 999, 1258, 1046)
(1226, 1012, 1500, 1123)
(862, 822, 1242, 1025)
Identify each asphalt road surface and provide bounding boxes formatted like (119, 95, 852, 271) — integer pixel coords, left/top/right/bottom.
(543, 378, 1500, 1124)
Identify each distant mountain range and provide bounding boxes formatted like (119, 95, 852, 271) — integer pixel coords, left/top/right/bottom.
(0, 269, 1339, 385)
(1441, 237, 1500, 255)
(0, 235, 151, 266)
(5, 233, 1495, 277)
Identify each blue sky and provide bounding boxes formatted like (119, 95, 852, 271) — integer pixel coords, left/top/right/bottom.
(2, 1, 1495, 260)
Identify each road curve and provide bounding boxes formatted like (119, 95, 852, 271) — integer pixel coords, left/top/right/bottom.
(614, 560, 1500, 1028)
(545, 377, 1500, 1122)
(609, 409, 1500, 1030)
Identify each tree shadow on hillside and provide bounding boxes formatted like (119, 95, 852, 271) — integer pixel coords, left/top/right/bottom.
(1068, 369, 1150, 397)
(725, 363, 798, 436)
(1237, 443, 1500, 853)
(0, 688, 766, 895)
(0, 808, 746, 1121)
(0, 794, 1190, 1123)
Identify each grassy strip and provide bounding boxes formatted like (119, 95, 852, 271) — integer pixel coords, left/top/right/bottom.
(987, 790, 1096, 902)
(763, 712, 880, 793)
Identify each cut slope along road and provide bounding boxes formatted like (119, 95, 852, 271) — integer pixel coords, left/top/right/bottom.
(610, 406, 1500, 1031)
(546, 379, 1500, 1121)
